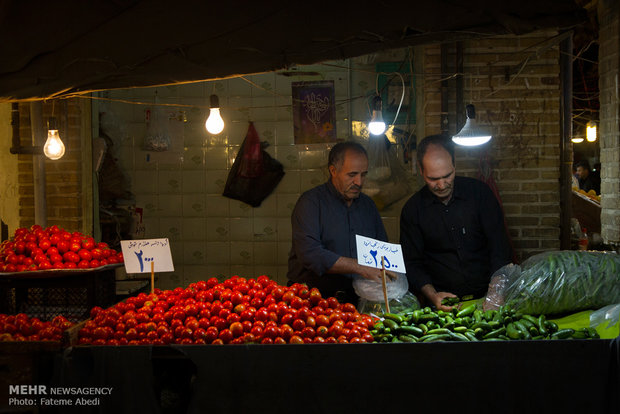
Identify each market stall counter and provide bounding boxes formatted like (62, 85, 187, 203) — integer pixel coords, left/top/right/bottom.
(46, 338, 619, 414)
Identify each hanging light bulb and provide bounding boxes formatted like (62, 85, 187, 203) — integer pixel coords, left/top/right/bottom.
(43, 117, 65, 160)
(205, 94, 225, 135)
(452, 104, 492, 146)
(571, 136, 584, 143)
(586, 121, 597, 142)
(368, 95, 386, 136)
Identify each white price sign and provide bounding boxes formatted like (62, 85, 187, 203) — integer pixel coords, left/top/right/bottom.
(355, 235, 406, 272)
(120, 238, 174, 274)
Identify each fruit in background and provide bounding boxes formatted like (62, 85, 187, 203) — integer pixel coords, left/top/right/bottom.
(78, 275, 375, 346)
(0, 313, 72, 342)
(0, 224, 123, 272)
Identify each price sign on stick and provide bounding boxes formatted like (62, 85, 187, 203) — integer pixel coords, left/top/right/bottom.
(120, 239, 175, 274)
(355, 235, 406, 272)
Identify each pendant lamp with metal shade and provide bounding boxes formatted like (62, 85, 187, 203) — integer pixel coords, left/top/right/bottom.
(452, 104, 492, 146)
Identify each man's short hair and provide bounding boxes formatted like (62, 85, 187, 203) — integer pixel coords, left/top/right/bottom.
(416, 134, 455, 171)
(328, 141, 368, 168)
(575, 160, 591, 171)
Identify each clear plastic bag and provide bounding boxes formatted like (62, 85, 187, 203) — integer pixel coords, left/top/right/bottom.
(483, 263, 521, 311)
(357, 291, 420, 319)
(143, 107, 171, 151)
(353, 272, 409, 302)
(590, 303, 620, 330)
(363, 135, 414, 210)
(502, 251, 620, 315)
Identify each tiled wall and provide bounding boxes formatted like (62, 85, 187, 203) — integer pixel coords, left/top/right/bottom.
(105, 53, 411, 289)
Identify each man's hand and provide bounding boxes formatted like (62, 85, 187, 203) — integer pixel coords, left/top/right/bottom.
(357, 265, 396, 284)
(420, 284, 457, 311)
(328, 257, 397, 284)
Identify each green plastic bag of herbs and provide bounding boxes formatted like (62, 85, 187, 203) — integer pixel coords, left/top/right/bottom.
(499, 251, 620, 315)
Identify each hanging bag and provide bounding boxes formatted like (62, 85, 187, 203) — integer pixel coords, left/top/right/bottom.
(223, 122, 285, 207)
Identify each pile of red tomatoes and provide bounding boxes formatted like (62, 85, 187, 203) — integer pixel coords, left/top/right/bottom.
(78, 275, 375, 345)
(0, 224, 123, 272)
(0, 313, 73, 342)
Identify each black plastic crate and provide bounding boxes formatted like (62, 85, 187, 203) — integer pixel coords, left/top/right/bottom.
(0, 266, 118, 322)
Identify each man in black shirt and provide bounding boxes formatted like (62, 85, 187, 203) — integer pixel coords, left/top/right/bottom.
(575, 160, 600, 195)
(400, 135, 512, 310)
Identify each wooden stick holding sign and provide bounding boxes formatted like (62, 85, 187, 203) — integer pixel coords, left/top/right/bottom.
(380, 256, 390, 314)
(120, 239, 175, 290)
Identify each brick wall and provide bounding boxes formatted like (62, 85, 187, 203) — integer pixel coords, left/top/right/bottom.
(13, 100, 84, 232)
(422, 31, 562, 262)
(598, 0, 620, 244)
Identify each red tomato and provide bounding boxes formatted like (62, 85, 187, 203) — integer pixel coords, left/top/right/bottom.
(218, 329, 233, 343)
(289, 335, 304, 344)
(77, 260, 90, 269)
(78, 249, 92, 261)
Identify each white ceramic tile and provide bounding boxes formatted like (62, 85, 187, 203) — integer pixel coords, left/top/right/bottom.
(206, 218, 229, 241)
(183, 265, 209, 285)
(183, 241, 206, 264)
(205, 170, 228, 195)
(230, 242, 253, 264)
(205, 130, 228, 147)
(256, 121, 276, 146)
(277, 241, 292, 263)
(275, 146, 300, 169)
(226, 121, 249, 145)
(133, 151, 157, 171)
(277, 218, 292, 242)
(158, 195, 183, 217)
(184, 122, 208, 147)
(248, 73, 276, 97)
(182, 194, 206, 217)
(275, 105, 293, 123)
(228, 78, 252, 97)
(186, 106, 207, 125)
(275, 170, 300, 194)
(300, 169, 327, 193)
(157, 273, 183, 291)
(205, 195, 230, 217)
(253, 218, 278, 241)
(135, 194, 158, 217)
(230, 265, 255, 279)
(275, 266, 290, 286)
(159, 218, 183, 242)
(252, 194, 277, 217)
(274, 122, 294, 145)
(276, 194, 300, 217)
(180, 82, 206, 98)
(141, 217, 160, 239)
(133, 170, 157, 194)
(182, 218, 206, 241)
(206, 242, 230, 265)
(299, 148, 328, 169)
(229, 200, 253, 218)
(251, 97, 277, 121)
(274, 75, 292, 96)
(182, 170, 206, 193)
(157, 171, 182, 194)
(183, 147, 206, 169)
(230, 218, 253, 241)
(252, 242, 277, 265)
(206, 146, 228, 169)
(227, 97, 251, 122)
(205, 265, 230, 279)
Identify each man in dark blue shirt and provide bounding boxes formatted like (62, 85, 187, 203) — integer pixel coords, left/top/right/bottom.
(287, 142, 392, 303)
(400, 135, 512, 310)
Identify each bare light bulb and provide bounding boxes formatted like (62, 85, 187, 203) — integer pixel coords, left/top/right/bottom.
(43, 118, 65, 160)
(205, 94, 224, 135)
(586, 121, 597, 142)
(368, 95, 386, 136)
(452, 104, 492, 146)
(571, 136, 584, 144)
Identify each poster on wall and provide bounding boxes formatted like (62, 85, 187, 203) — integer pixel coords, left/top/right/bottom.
(292, 80, 337, 144)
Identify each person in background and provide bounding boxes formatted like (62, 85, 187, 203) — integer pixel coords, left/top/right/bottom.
(575, 160, 600, 195)
(400, 134, 513, 311)
(287, 141, 394, 304)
